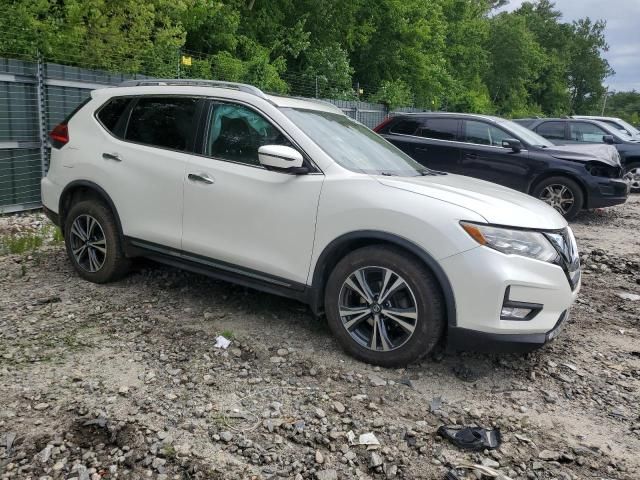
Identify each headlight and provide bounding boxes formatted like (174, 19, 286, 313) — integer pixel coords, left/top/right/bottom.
(460, 222, 557, 262)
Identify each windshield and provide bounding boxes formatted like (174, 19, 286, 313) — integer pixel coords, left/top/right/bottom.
(281, 108, 431, 176)
(609, 118, 639, 137)
(497, 118, 555, 147)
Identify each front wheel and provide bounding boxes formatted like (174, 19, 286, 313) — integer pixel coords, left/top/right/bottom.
(532, 176, 583, 220)
(324, 245, 445, 367)
(623, 162, 640, 193)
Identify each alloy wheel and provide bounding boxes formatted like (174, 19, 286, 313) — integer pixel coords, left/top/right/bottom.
(539, 184, 575, 215)
(69, 214, 107, 272)
(338, 266, 418, 352)
(624, 167, 640, 190)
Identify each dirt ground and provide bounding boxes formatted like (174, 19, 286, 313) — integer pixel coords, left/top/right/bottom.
(1, 197, 639, 480)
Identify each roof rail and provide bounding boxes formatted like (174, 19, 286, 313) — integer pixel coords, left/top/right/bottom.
(116, 78, 267, 99)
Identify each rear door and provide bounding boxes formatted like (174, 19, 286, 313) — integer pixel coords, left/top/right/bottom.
(412, 118, 462, 173)
(458, 119, 531, 191)
(95, 95, 202, 249)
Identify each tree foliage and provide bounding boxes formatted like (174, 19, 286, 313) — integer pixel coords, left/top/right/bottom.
(0, 0, 628, 118)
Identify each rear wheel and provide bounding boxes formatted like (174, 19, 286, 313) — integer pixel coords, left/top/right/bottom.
(623, 162, 640, 193)
(324, 245, 444, 367)
(64, 200, 130, 283)
(532, 176, 583, 220)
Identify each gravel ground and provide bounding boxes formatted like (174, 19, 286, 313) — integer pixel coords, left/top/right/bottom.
(1, 198, 639, 480)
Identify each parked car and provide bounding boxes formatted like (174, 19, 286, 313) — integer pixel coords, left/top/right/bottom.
(513, 117, 640, 192)
(374, 113, 628, 219)
(572, 115, 640, 140)
(42, 80, 580, 366)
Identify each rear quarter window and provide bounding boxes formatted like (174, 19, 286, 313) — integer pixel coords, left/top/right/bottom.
(389, 119, 421, 135)
(96, 97, 131, 138)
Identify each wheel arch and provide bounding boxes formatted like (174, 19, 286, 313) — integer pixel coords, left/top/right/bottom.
(528, 170, 588, 209)
(309, 231, 457, 327)
(58, 180, 124, 241)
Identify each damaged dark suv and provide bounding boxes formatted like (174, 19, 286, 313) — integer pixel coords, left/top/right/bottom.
(375, 113, 629, 219)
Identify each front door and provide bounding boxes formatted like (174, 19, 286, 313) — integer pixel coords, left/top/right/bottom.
(458, 119, 531, 191)
(181, 100, 323, 285)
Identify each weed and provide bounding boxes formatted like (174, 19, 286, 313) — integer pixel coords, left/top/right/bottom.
(0, 233, 44, 255)
(220, 329, 235, 340)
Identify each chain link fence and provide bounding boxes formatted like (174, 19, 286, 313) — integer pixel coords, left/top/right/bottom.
(0, 50, 425, 213)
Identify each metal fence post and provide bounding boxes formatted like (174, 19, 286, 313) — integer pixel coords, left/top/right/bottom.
(35, 50, 49, 177)
(354, 106, 359, 123)
(315, 76, 318, 98)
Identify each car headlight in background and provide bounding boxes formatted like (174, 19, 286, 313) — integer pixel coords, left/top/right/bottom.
(460, 222, 557, 262)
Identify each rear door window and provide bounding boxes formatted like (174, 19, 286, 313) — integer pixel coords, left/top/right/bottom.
(125, 97, 199, 151)
(463, 120, 511, 146)
(389, 119, 421, 135)
(569, 122, 608, 143)
(535, 121, 566, 140)
(418, 118, 459, 141)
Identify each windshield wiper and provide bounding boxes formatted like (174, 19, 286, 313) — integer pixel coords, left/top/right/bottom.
(380, 171, 397, 176)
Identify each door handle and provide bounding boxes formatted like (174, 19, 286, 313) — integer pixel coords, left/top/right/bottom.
(102, 152, 122, 162)
(464, 153, 479, 160)
(415, 147, 429, 153)
(188, 173, 215, 185)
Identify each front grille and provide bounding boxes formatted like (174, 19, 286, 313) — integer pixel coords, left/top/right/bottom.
(545, 228, 580, 290)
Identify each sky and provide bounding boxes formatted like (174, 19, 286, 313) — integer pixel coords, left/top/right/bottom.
(498, 0, 640, 92)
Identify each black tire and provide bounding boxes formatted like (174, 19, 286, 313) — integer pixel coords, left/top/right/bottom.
(623, 162, 640, 193)
(324, 245, 445, 367)
(531, 176, 584, 220)
(64, 199, 130, 283)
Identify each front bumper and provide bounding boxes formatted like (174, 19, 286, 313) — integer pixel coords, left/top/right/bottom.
(586, 178, 629, 209)
(440, 243, 579, 351)
(447, 309, 570, 353)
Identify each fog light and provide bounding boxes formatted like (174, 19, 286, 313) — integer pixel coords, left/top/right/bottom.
(501, 307, 533, 320)
(501, 286, 542, 321)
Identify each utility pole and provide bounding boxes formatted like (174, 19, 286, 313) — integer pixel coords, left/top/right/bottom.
(601, 87, 609, 116)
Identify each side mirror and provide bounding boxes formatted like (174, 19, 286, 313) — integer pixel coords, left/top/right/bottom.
(502, 138, 523, 152)
(258, 145, 308, 174)
(602, 135, 615, 144)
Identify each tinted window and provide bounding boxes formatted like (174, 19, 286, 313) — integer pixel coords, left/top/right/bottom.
(536, 121, 565, 140)
(463, 120, 511, 146)
(389, 120, 420, 135)
(126, 97, 198, 151)
(205, 103, 291, 166)
(569, 122, 607, 143)
(97, 97, 130, 136)
(418, 118, 458, 141)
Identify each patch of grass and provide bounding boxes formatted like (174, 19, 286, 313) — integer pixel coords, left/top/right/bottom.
(161, 444, 177, 459)
(0, 233, 44, 255)
(220, 329, 235, 340)
(0, 222, 64, 256)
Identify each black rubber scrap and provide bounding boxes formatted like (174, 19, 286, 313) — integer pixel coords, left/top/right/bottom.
(437, 425, 501, 451)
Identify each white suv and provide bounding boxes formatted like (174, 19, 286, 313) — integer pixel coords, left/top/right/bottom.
(41, 80, 580, 366)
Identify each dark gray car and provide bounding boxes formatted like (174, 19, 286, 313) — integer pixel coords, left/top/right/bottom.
(514, 118, 640, 192)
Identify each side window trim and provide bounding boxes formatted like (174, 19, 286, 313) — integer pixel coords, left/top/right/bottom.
(198, 98, 321, 174)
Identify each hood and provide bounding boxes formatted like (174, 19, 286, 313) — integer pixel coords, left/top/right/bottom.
(377, 173, 567, 230)
(543, 144, 621, 167)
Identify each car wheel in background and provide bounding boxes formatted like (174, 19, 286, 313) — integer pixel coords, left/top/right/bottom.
(324, 245, 445, 367)
(623, 162, 640, 193)
(532, 176, 583, 220)
(64, 200, 130, 283)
